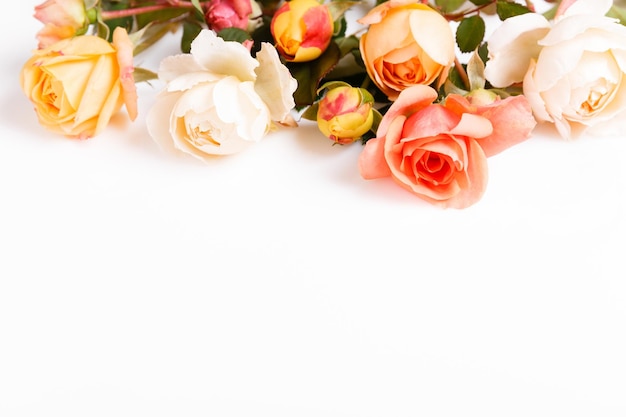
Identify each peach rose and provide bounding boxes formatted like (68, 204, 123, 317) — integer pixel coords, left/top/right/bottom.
(359, 86, 535, 208)
(20, 28, 138, 139)
(357, 0, 455, 101)
(34, 0, 88, 49)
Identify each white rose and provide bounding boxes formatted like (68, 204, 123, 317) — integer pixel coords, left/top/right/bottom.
(485, 0, 626, 138)
(147, 30, 297, 159)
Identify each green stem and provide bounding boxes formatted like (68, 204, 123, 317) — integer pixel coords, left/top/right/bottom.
(443, 0, 496, 21)
(100, 1, 198, 20)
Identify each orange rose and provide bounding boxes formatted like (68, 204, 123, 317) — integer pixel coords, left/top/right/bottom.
(20, 28, 138, 139)
(358, 0, 455, 101)
(34, 0, 88, 48)
(359, 86, 535, 208)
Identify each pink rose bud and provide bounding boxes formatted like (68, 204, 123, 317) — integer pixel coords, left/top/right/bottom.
(34, 0, 87, 49)
(205, 0, 254, 32)
(317, 84, 375, 144)
(270, 0, 333, 62)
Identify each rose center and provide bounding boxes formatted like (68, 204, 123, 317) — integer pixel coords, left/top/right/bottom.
(569, 51, 620, 118)
(579, 83, 613, 115)
(412, 151, 454, 186)
(383, 58, 425, 86)
(183, 113, 221, 147)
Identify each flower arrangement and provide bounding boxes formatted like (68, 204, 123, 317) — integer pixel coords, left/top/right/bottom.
(20, 0, 626, 208)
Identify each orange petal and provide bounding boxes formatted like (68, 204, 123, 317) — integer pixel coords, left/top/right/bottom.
(359, 136, 392, 179)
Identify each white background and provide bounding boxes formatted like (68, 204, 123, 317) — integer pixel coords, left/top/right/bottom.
(1, 1, 625, 416)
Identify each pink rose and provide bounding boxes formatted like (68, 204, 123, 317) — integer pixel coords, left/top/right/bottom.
(359, 86, 536, 208)
(205, 0, 253, 32)
(34, 0, 87, 49)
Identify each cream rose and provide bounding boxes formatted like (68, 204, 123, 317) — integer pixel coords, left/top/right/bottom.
(147, 30, 297, 160)
(485, 0, 626, 138)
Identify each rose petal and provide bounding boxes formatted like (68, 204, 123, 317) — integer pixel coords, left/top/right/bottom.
(377, 85, 438, 137)
(558, 0, 612, 20)
(448, 113, 492, 139)
(408, 8, 454, 66)
(484, 13, 550, 88)
(359, 136, 392, 179)
(112, 27, 138, 121)
(190, 29, 258, 82)
(254, 42, 297, 122)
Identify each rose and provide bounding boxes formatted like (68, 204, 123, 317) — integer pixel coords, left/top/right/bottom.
(484, 0, 626, 138)
(146, 30, 297, 160)
(205, 0, 261, 32)
(358, 85, 535, 208)
(270, 0, 333, 62)
(20, 27, 138, 139)
(34, 0, 88, 49)
(317, 83, 375, 144)
(357, 0, 455, 101)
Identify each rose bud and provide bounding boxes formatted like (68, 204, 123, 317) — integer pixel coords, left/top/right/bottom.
(270, 0, 333, 62)
(34, 0, 88, 49)
(205, 0, 261, 32)
(317, 84, 375, 144)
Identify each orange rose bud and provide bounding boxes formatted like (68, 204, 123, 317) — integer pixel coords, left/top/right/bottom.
(270, 0, 333, 62)
(317, 84, 375, 144)
(34, 0, 88, 48)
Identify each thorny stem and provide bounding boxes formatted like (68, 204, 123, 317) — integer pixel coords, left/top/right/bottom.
(100, 1, 200, 20)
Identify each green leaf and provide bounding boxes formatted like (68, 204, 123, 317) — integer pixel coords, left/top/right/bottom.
(435, 0, 467, 13)
(334, 35, 360, 58)
(477, 41, 489, 63)
(290, 42, 342, 107)
(133, 67, 158, 83)
(496, 1, 531, 20)
(300, 103, 319, 121)
(469, 0, 493, 5)
(447, 64, 469, 91)
(129, 22, 180, 56)
(608, 5, 626, 26)
(190, 0, 204, 15)
(333, 16, 348, 37)
(218, 27, 252, 43)
(466, 50, 485, 91)
(136, 8, 190, 29)
(327, 0, 361, 21)
(456, 15, 485, 53)
(181, 21, 203, 53)
(317, 80, 352, 95)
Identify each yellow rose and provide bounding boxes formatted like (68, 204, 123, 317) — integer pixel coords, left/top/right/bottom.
(317, 84, 374, 144)
(358, 0, 455, 101)
(20, 28, 138, 139)
(270, 0, 334, 62)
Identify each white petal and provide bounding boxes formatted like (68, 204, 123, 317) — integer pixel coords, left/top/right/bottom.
(146, 90, 185, 156)
(190, 29, 258, 82)
(540, 15, 626, 47)
(522, 59, 553, 123)
(560, 0, 612, 19)
(484, 13, 550, 87)
(254, 42, 297, 122)
(158, 54, 205, 83)
(165, 72, 223, 93)
(214, 77, 269, 143)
